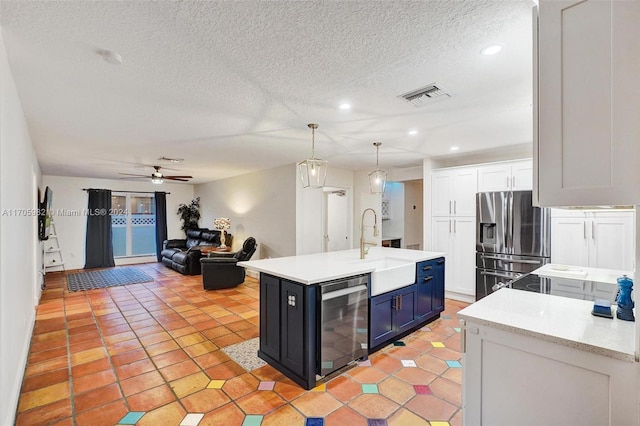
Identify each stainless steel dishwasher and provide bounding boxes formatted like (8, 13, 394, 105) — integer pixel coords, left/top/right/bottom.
(318, 274, 369, 377)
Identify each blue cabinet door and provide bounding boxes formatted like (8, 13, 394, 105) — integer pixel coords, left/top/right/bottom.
(369, 292, 395, 348)
(416, 260, 435, 321)
(433, 257, 445, 314)
(281, 280, 305, 378)
(396, 285, 417, 334)
(260, 274, 281, 360)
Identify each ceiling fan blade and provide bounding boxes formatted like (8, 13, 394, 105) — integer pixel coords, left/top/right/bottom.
(118, 173, 148, 177)
(164, 177, 190, 182)
(164, 175, 193, 179)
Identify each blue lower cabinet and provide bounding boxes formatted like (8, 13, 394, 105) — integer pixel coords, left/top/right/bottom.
(369, 285, 417, 349)
(416, 257, 445, 322)
(432, 258, 445, 313)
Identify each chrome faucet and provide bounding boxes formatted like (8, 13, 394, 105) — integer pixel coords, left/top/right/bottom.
(360, 208, 379, 259)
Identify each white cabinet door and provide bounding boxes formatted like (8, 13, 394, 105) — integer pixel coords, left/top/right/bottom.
(551, 217, 589, 267)
(451, 168, 477, 216)
(589, 213, 634, 271)
(452, 217, 476, 296)
(537, 0, 640, 206)
(432, 217, 453, 291)
(510, 160, 533, 191)
(477, 164, 511, 192)
(431, 171, 452, 217)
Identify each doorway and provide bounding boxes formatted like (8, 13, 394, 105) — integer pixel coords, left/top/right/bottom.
(323, 188, 351, 252)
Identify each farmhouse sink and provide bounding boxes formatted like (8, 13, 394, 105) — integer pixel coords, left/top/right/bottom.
(365, 257, 416, 297)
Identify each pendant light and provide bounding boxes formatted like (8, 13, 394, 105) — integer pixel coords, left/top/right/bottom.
(369, 142, 387, 194)
(298, 123, 328, 188)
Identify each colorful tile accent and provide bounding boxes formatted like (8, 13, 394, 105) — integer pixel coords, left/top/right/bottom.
(421, 326, 432, 331)
(367, 419, 388, 426)
(413, 385, 432, 395)
(207, 379, 225, 389)
(454, 327, 461, 332)
(441, 315, 453, 319)
(305, 418, 324, 426)
(180, 413, 205, 426)
(358, 360, 372, 367)
(361, 384, 379, 394)
(242, 415, 264, 426)
(118, 412, 145, 424)
(430, 422, 451, 426)
(400, 360, 417, 368)
(356, 328, 367, 334)
(258, 381, 275, 391)
(445, 360, 462, 368)
(392, 341, 406, 346)
(431, 342, 445, 348)
(312, 383, 326, 392)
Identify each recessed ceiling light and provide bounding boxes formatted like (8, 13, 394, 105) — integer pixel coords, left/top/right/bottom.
(480, 45, 503, 56)
(339, 103, 351, 110)
(450, 146, 459, 151)
(408, 130, 418, 136)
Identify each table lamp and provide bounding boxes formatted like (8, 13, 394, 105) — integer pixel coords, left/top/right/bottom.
(213, 217, 231, 249)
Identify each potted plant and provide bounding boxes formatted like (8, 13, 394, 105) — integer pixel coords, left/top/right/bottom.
(177, 197, 201, 234)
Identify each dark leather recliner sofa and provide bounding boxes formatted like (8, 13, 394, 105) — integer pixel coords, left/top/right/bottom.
(200, 237, 257, 290)
(161, 228, 233, 275)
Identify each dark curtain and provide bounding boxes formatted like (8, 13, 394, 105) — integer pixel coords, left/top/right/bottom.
(84, 189, 115, 269)
(154, 192, 168, 261)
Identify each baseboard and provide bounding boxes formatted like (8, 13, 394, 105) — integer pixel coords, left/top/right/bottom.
(2, 306, 36, 425)
(445, 290, 475, 304)
(246, 269, 259, 279)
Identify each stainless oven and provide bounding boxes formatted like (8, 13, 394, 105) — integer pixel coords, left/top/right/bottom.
(318, 274, 368, 377)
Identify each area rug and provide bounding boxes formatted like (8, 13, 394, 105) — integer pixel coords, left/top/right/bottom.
(67, 267, 154, 292)
(221, 337, 266, 371)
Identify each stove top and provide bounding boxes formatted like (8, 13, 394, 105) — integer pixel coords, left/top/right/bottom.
(508, 273, 619, 303)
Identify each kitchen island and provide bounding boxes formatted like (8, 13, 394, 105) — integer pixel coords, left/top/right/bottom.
(239, 247, 445, 389)
(458, 288, 637, 426)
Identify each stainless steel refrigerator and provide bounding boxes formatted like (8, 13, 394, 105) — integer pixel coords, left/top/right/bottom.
(476, 190, 551, 300)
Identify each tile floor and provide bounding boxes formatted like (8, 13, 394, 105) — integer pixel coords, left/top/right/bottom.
(16, 263, 468, 426)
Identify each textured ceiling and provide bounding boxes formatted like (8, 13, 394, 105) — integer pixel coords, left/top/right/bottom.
(0, 0, 535, 184)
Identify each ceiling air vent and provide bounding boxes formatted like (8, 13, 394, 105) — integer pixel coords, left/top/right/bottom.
(399, 83, 451, 107)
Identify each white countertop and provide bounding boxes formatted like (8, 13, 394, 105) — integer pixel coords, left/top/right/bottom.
(458, 288, 636, 362)
(533, 263, 632, 284)
(238, 247, 445, 285)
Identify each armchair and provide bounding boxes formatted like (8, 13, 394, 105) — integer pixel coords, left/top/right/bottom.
(200, 237, 257, 290)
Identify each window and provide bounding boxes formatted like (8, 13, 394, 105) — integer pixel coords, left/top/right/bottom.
(111, 193, 156, 258)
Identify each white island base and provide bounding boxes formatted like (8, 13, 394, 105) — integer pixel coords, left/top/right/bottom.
(459, 289, 638, 426)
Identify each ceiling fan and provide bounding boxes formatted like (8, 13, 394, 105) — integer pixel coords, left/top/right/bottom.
(118, 166, 193, 184)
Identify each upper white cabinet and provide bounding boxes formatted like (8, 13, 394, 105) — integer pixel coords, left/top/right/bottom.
(535, 0, 640, 207)
(431, 167, 477, 217)
(478, 160, 533, 192)
(551, 209, 635, 271)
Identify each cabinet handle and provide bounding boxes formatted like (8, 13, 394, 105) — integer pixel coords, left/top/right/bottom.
(449, 219, 451, 233)
(392, 295, 397, 311)
(583, 222, 586, 239)
(454, 200, 456, 214)
(437, 259, 445, 264)
(512, 176, 516, 188)
(423, 276, 433, 282)
(449, 200, 451, 215)
(399, 295, 403, 310)
(592, 222, 595, 240)
(422, 266, 432, 271)
(454, 220, 457, 233)
(506, 176, 510, 188)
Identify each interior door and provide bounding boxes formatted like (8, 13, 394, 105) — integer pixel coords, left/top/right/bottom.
(324, 189, 350, 252)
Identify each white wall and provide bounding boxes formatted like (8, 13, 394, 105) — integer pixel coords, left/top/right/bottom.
(296, 166, 355, 255)
(381, 182, 405, 241)
(42, 175, 194, 270)
(0, 32, 42, 426)
(404, 180, 424, 249)
(195, 164, 297, 259)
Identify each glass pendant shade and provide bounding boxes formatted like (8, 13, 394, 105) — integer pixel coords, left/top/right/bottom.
(298, 158, 328, 188)
(151, 176, 163, 184)
(299, 123, 327, 188)
(369, 142, 386, 194)
(369, 169, 387, 194)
